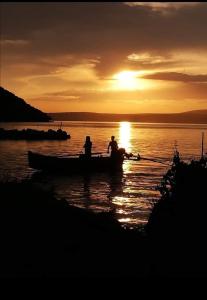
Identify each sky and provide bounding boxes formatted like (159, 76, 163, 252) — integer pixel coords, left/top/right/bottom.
(1, 2, 207, 113)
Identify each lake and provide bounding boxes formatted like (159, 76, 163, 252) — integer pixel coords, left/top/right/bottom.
(0, 121, 206, 228)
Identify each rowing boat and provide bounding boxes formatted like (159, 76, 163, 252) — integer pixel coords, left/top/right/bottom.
(28, 150, 124, 173)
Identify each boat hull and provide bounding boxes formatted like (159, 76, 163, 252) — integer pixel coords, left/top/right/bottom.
(28, 151, 124, 173)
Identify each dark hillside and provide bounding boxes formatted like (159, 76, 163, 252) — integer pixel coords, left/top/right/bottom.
(0, 87, 51, 122)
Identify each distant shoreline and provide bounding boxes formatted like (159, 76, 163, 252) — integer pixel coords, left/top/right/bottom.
(48, 110, 207, 124)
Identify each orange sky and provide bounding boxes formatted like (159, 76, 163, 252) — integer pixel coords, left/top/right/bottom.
(1, 2, 207, 113)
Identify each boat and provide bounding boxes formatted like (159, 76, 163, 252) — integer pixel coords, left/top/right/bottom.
(0, 128, 70, 140)
(28, 150, 125, 173)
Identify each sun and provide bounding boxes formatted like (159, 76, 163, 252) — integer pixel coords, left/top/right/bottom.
(113, 71, 140, 90)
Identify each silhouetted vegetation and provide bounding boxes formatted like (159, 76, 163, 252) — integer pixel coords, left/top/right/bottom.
(146, 157, 207, 277)
(0, 87, 51, 122)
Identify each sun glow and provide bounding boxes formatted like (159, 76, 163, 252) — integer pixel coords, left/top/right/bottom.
(114, 71, 138, 90)
(112, 70, 150, 91)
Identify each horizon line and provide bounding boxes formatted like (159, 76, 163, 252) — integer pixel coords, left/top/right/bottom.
(47, 109, 207, 114)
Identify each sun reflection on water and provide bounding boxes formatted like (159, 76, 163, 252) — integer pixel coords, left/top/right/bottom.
(119, 122, 131, 152)
(119, 122, 132, 173)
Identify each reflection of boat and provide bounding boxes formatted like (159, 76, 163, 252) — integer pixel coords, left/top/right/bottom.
(28, 150, 124, 173)
(0, 128, 70, 140)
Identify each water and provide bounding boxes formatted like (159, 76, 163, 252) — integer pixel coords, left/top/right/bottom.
(0, 121, 207, 228)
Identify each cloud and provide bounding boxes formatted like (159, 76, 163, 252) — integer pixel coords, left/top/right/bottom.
(1, 2, 207, 78)
(30, 93, 80, 102)
(142, 72, 207, 82)
(0, 39, 30, 46)
(125, 2, 201, 11)
(127, 53, 168, 64)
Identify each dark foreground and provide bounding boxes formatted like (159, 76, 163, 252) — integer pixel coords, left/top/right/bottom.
(0, 156, 207, 277)
(0, 180, 147, 277)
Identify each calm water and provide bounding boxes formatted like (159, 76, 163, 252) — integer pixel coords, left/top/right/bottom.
(0, 121, 207, 228)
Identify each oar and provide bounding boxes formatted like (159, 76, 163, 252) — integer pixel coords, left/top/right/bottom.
(128, 155, 170, 166)
(141, 157, 170, 165)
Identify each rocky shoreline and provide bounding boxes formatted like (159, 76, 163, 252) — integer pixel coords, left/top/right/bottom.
(0, 128, 70, 140)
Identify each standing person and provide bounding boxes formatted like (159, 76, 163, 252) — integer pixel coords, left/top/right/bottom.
(107, 136, 118, 157)
(83, 136, 92, 158)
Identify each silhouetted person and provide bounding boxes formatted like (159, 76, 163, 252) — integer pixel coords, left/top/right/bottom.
(108, 136, 118, 158)
(83, 136, 92, 158)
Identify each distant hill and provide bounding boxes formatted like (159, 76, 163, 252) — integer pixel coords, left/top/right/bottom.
(49, 110, 207, 124)
(0, 87, 51, 122)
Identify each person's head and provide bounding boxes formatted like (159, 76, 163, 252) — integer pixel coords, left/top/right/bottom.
(86, 136, 90, 142)
(111, 136, 115, 141)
